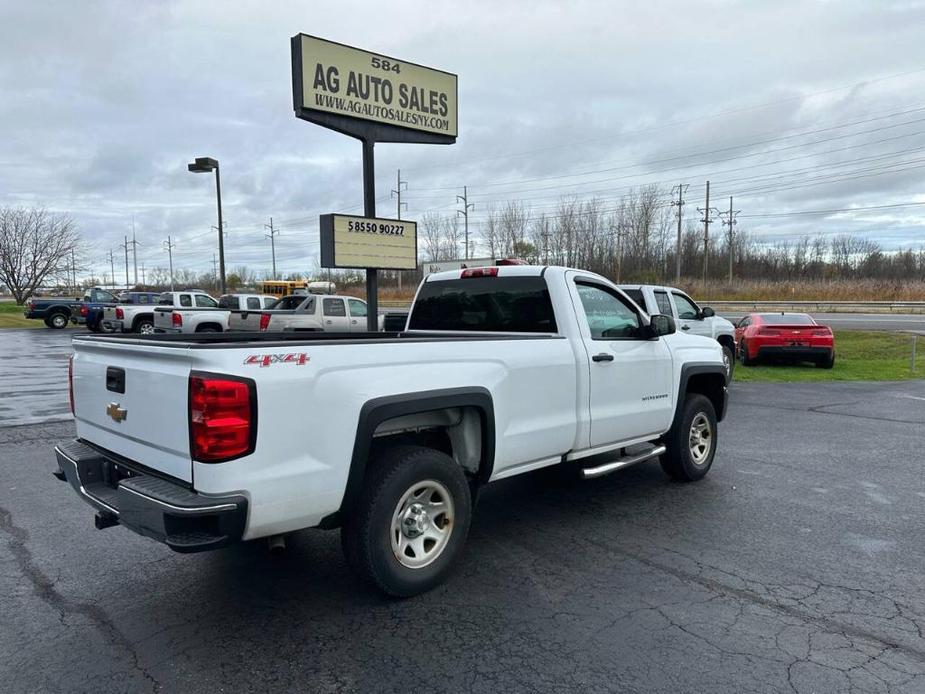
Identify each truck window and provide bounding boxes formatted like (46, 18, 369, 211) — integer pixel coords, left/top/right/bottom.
(348, 299, 367, 317)
(157, 293, 173, 305)
(654, 290, 672, 315)
(671, 292, 699, 320)
(262, 297, 277, 309)
(323, 299, 346, 317)
(246, 297, 261, 310)
(409, 276, 557, 333)
(179, 295, 192, 307)
(195, 295, 218, 308)
(218, 295, 237, 309)
(576, 283, 641, 339)
(622, 288, 644, 308)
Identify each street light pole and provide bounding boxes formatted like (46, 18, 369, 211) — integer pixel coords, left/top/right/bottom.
(188, 157, 226, 294)
(214, 163, 225, 294)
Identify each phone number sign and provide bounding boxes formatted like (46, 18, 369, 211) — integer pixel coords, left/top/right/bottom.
(320, 214, 418, 270)
(292, 34, 458, 139)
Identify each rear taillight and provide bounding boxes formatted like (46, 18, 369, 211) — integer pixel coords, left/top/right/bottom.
(115, 307, 124, 319)
(172, 312, 183, 328)
(259, 313, 271, 331)
(813, 328, 832, 336)
(68, 355, 74, 415)
(461, 267, 499, 278)
(189, 374, 256, 463)
(80, 305, 88, 317)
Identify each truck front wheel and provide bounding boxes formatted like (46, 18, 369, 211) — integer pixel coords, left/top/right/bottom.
(341, 445, 472, 597)
(660, 393, 717, 482)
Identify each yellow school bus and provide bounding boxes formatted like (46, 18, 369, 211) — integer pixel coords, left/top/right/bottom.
(258, 280, 308, 297)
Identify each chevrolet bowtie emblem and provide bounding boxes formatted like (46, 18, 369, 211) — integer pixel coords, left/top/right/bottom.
(106, 403, 127, 423)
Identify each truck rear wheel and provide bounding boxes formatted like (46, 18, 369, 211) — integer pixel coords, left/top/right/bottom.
(341, 445, 472, 597)
(660, 393, 717, 482)
(134, 318, 154, 334)
(45, 312, 68, 329)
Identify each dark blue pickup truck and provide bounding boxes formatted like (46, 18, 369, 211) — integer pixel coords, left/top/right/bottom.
(24, 289, 159, 331)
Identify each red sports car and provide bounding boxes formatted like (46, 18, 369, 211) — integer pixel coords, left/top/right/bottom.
(734, 312, 835, 368)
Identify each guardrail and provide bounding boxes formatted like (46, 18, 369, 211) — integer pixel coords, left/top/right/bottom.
(707, 301, 925, 314)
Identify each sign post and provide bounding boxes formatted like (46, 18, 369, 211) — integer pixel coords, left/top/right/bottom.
(291, 34, 457, 330)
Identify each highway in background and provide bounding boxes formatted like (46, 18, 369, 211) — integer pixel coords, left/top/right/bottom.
(718, 312, 925, 332)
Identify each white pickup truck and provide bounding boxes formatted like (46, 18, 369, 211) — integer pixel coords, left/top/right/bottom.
(55, 265, 728, 597)
(154, 293, 279, 334)
(104, 290, 217, 335)
(226, 293, 373, 332)
(619, 284, 737, 382)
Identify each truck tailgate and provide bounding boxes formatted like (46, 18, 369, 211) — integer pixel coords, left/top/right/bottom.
(153, 308, 175, 332)
(227, 311, 262, 331)
(72, 338, 194, 483)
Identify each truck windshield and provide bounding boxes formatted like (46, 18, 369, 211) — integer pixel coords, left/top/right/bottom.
(409, 276, 557, 333)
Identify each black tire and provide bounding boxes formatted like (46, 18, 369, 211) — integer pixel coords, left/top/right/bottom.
(660, 393, 718, 482)
(721, 344, 735, 383)
(816, 351, 835, 369)
(739, 341, 756, 366)
(133, 318, 154, 335)
(45, 312, 68, 329)
(341, 445, 472, 598)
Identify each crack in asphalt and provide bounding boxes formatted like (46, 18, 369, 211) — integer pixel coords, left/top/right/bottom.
(0, 505, 161, 692)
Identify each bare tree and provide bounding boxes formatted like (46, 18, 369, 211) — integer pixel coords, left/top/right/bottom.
(0, 207, 81, 304)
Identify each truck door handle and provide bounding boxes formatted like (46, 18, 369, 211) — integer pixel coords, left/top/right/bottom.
(681, 325, 690, 330)
(592, 353, 614, 362)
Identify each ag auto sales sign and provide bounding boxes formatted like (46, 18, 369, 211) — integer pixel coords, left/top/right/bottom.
(291, 34, 458, 138)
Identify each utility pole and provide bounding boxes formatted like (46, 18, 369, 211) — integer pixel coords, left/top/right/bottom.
(163, 236, 176, 291)
(140, 263, 146, 287)
(719, 197, 740, 284)
(457, 186, 474, 259)
(121, 235, 130, 290)
(697, 180, 719, 287)
(264, 217, 279, 280)
(212, 254, 218, 286)
(671, 183, 689, 283)
(391, 169, 408, 289)
(109, 249, 116, 291)
(130, 218, 140, 286)
(70, 249, 76, 294)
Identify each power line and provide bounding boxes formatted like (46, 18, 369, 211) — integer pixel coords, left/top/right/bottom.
(740, 200, 925, 219)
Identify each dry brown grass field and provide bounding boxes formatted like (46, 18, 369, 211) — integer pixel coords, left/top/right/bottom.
(341, 278, 925, 304)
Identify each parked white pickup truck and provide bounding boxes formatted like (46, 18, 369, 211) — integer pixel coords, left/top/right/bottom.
(104, 290, 217, 335)
(227, 293, 373, 332)
(154, 293, 278, 334)
(619, 284, 737, 382)
(56, 265, 728, 596)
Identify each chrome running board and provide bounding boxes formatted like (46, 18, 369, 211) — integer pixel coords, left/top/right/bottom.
(580, 444, 667, 480)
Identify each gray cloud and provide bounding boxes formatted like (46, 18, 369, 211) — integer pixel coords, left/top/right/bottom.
(2, 0, 925, 283)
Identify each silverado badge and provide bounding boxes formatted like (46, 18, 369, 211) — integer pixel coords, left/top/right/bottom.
(106, 402, 127, 423)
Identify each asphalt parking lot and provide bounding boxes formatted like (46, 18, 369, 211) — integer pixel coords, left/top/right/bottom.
(2, 379, 924, 692)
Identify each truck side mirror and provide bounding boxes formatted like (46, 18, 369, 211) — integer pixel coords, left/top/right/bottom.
(700, 306, 715, 318)
(648, 314, 676, 337)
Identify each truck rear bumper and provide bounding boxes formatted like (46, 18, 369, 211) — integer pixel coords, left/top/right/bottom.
(54, 439, 247, 553)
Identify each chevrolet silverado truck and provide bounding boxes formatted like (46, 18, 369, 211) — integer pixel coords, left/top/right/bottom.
(619, 284, 737, 382)
(103, 290, 217, 334)
(153, 293, 278, 334)
(55, 265, 728, 597)
(83, 291, 160, 332)
(226, 293, 374, 332)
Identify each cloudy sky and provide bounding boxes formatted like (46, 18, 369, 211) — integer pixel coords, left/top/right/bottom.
(2, 0, 925, 283)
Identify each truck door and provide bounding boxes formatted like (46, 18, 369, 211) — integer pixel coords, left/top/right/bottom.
(322, 298, 350, 331)
(671, 291, 710, 338)
(569, 275, 674, 447)
(347, 299, 368, 332)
